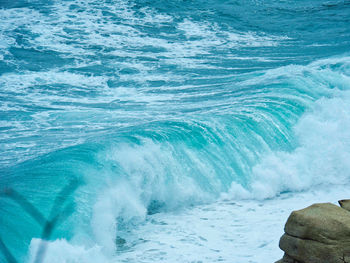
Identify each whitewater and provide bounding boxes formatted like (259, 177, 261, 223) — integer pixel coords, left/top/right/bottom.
(1, 0, 350, 262)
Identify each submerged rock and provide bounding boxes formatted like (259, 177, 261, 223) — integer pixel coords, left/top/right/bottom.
(276, 202, 350, 263)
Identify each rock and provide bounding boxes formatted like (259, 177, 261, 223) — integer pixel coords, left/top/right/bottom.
(276, 203, 350, 263)
(339, 199, 350, 212)
(275, 253, 300, 263)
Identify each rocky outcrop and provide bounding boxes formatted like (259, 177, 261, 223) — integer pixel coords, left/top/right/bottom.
(276, 202, 350, 263)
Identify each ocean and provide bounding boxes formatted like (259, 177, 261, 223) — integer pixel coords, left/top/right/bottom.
(1, 0, 350, 262)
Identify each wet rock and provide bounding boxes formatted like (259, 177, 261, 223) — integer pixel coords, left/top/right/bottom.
(276, 203, 350, 263)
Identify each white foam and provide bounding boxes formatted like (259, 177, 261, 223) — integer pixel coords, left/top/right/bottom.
(0, 0, 286, 70)
(91, 181, 146, 255)
(252, 93, 350, 198)
(224, 62, 350, 199)
(100, 186, 350, 263)
(101, 139, 213, 208)
(27, 239, 108, 263)
(26, 185, 350, 263)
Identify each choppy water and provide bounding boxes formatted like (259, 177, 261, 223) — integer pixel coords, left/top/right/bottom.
(1, 0, 350, 262)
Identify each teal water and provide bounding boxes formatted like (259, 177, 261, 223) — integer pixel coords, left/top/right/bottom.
(1, 0, 350, 262)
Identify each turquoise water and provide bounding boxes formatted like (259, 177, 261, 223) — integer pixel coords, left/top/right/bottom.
(1, 0, 350, 262)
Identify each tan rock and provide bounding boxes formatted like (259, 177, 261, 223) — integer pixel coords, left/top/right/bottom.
(277, 203, 350, 263)
(339, 199, 350, 212)
(279, 233, 350, 263)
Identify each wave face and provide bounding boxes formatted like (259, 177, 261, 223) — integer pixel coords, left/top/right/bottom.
(1, 0, 350, 261)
